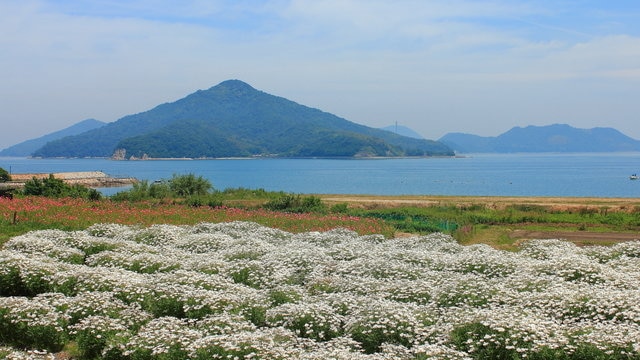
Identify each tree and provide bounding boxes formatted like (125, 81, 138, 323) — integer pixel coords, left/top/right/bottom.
(0, 167, 10, 182)
(168, 173, 212, 197)
(21, 174, 101, 200)
(23, 175, 66, 197)
(111, 180, 171, 201)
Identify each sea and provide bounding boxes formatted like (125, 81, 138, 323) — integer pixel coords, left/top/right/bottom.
(1, 153, 640, 198)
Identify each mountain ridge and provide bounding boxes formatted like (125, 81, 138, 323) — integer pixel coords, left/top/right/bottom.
(33, 80, 453, 158)
(0, 119, 105, 157)
(439, 124, 640, 153)
(380, 125, 425, 139)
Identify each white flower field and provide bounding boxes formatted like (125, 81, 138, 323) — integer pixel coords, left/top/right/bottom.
(1, 221, 640, 359)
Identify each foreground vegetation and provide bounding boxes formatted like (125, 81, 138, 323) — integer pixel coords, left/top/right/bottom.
(103, 174, 640, 247)
(2, 171, 640, 358)
(347, 201, 640, 248)
(3, 187, 640, 249)
(2, 222, 640, 359)
(0, 196, 393, 245)
(3, 170, 639, 248)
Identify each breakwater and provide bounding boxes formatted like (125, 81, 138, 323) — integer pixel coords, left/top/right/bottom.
(1, 171, 137, 189)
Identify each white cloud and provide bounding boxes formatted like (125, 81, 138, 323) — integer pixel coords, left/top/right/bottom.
(1, 0, 640, 149)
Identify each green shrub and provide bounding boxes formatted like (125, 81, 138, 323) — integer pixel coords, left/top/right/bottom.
(111, 180, 170, 201)
(219, 187, 279, 200)
(112, 174, 212, 202)
(264, 194, 326, 213)
(0, 266, 25, 296)
(169, 173, 212, 197)
(0, 301, 68, 352)
(20, 174, 101, 200)
(183, 194, 224, 208)
(268, 288, 302, 306)
(0, 167, 10, 182)
(207, 195, 224, 208)
(22, 175, 63, 197)
(142, 292, 186, 318)
(330, 202, 349, 213)
(148, 181, 172, 199)
(185, 195, 206, 207)
(230, 267, 260, 288)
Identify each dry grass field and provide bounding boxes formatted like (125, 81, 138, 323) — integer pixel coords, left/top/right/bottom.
(320, 194, 640, 247)
(320, 194, 640, 211)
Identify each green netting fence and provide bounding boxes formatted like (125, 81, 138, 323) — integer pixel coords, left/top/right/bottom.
(364, 213, 458, 233)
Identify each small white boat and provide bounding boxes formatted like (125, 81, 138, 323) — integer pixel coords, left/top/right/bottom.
(631, 174, 638, 180)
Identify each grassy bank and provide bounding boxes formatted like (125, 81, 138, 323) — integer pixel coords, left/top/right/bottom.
(2, 191, 640, 250)
(0, 196, 394, 245)
(320, 194, 640, 249)
(4, 171, 638, 249)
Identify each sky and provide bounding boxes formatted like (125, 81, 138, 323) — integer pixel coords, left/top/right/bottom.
(1, 0, 640, 150)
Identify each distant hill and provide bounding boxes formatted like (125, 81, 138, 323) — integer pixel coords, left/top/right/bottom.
(437, 133, 495, 153)
(380, 125, 425, 139)
(0, 119, 105, 157)
(33, 80, 453, 158)
(439, 124, 640, 153)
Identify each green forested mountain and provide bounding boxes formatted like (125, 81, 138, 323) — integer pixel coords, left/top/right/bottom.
(33, 80, 453, 158)
(0, 119, 105, 157)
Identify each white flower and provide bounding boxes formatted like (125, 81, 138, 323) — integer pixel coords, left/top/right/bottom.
(2, 223, 640, 358)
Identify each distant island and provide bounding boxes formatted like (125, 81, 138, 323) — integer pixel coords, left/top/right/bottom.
(0, 119, 105, 157)
(25, 80, 453, 159)
(7, 84, 637, 158)
(439, 124, 640, 153)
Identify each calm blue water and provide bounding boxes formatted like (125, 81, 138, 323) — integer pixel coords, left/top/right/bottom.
(2, 153, 640, 198)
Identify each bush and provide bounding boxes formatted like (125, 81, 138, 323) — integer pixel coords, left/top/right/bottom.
(219, 187, 277, 199)
(264, 194, 326, 213)
(21, 174, 101, 200)
(0, 167, 10, 182)
(169, 173, 212, 197)
(117, 181, 166, 201)
(149, 181, 172, 199)
(330, 203, 349, 213)
(112, 179, 183, 202)
(113, 174, 213, 201)
(111, 181, 148, 201)
(185, 195, 206, 207)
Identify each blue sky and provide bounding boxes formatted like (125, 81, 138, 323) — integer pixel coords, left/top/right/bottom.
(1, 0, 639, 150)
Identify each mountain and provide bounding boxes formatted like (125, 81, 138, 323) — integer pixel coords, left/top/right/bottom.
(33, 80, 453, 158)
(439, 124, 640, 153)
(437, 133, 495, 153)
(0, 119, 105, 157)
(380, 125, 425, 139)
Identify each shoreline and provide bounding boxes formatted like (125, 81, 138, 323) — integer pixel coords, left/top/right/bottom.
(117, 155, 462, 161)
(318, 194, 640, 211)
